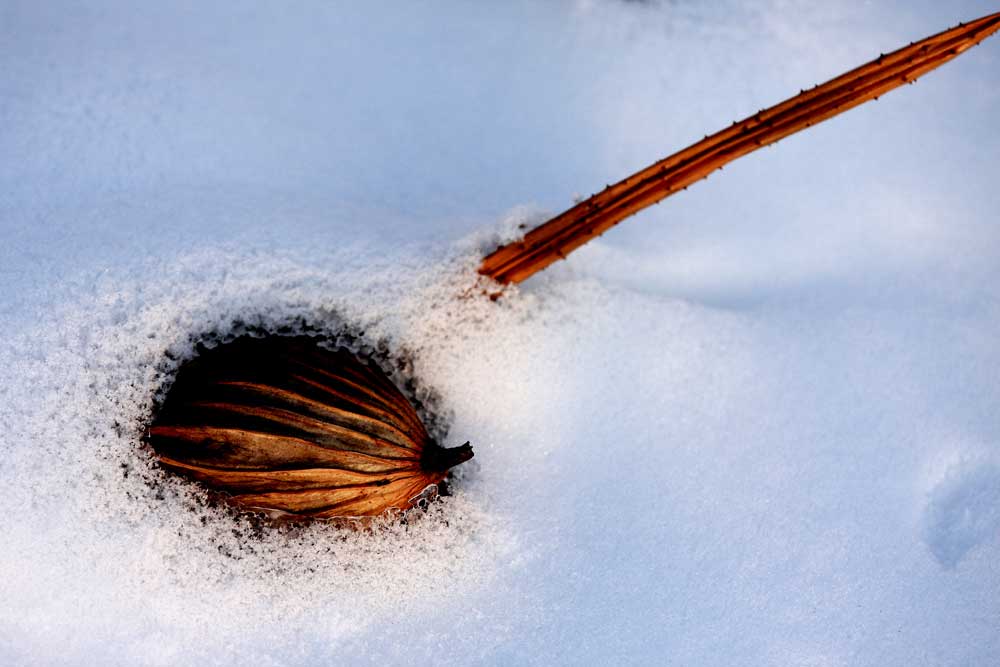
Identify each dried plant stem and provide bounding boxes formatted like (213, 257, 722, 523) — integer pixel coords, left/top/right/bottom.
(479, 12, 1000, 285)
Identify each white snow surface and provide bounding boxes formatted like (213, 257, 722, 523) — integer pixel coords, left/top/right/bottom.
(2, 1, 1000, 664)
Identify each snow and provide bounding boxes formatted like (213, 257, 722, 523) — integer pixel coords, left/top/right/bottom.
(2, 1, 999, 664)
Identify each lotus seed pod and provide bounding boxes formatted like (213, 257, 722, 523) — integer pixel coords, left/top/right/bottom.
(146, 336, 473, 520)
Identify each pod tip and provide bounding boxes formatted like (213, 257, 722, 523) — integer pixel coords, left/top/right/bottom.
(421, 441, 474, 473)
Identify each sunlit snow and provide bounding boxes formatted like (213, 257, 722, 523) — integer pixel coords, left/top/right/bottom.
(2, 1, 999, 665)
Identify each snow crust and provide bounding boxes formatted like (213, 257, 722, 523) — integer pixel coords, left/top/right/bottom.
(2, 1, 999, 664)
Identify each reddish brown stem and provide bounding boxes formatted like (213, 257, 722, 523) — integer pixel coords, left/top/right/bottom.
(479, 11, 1000, 285)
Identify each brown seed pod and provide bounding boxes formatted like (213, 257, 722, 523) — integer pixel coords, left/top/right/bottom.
(146, 336, 473, 520)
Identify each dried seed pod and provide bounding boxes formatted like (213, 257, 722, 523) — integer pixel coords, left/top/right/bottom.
(146, 336, 473, 520)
